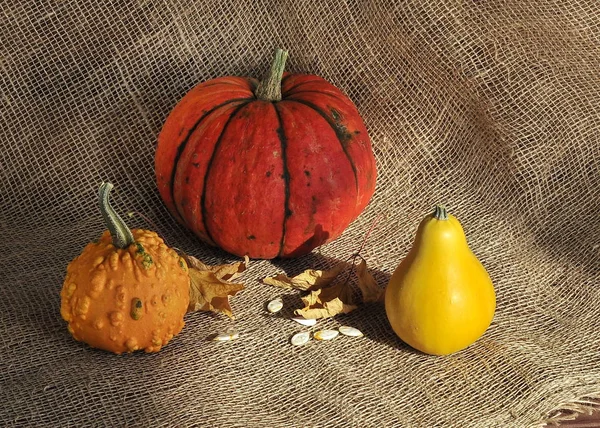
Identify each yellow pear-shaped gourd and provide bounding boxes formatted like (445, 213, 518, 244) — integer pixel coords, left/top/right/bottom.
(385, 205, 496, 355)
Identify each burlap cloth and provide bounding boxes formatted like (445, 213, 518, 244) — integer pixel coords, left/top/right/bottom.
(1, 1, 599, 427)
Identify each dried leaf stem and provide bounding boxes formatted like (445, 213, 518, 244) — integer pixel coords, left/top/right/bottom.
(341, 212, 386, 286)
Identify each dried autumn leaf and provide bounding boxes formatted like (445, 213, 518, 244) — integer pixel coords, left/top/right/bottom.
(184, 254, 249, 282)
(294, 282, 358, 319)
(262, 263, 346, 291)
(356, 258, 385, 303)
(184, 254, 211, 271)
(182, 254, 248, 318)
(188, 268, 244, 319)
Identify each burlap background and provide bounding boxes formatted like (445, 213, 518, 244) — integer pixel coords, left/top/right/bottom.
(1, 1, 599, 426)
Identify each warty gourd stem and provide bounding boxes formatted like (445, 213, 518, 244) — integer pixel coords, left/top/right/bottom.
(98, 182, 135, 248)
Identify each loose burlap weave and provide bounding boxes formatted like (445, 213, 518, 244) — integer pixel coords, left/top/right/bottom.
(1, 1, 599, 427)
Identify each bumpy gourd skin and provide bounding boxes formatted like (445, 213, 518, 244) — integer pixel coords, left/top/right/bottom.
(60, 229, 190, 354)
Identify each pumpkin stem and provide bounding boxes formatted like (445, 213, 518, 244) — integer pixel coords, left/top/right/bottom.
(255, 48, 288, 102)
(433, 205, 449, 221)
(98, 182, 135, 248)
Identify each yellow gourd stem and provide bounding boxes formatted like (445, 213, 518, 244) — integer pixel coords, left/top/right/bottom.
(255, 48, 288, 102)
(98, 182, 135, 249)
(434, 205, 448, 220)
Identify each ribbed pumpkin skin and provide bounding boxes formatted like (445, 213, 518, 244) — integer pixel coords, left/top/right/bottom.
(155, 74, 376, 259)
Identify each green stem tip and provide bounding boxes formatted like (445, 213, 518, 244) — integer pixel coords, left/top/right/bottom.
(255, 48, 289, 102)
(98, 182, 135, 249)
(433, 205, 448, 220)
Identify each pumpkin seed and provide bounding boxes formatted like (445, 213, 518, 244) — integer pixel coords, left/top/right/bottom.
(314, 329, 339, 341)
(291, 331, 311, 346)
(213, 331, 239, 341)
(291, 317, 317, 326)
(267, 298, 284, 313)
(338, 326, 363, 337)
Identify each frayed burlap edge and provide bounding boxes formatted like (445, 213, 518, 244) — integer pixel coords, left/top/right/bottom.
(533, 394, 600, 427)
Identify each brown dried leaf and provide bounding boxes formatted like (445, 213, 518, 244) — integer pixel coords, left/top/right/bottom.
(209, 255, 250, 281)
(183, 254, 210, 271)
(184, 254, 249, 282)
(294, 282, 357, 319)
(262, 263, 346, 291)
(183, 254, 248, 319)
(356, 259, 385, 303)
(188, 269, 244, 319)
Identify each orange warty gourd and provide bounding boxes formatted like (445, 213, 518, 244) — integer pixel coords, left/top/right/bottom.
(60, 183, 190, 354)
(155, 49, 377, 259)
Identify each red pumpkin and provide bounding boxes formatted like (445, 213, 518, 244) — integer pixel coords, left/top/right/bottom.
(155, 49, 376, 259)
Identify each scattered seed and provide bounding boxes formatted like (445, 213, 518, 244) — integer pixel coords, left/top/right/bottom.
(291, 331, 311, 346)
(291, 317, 317, 326)
(267, 298, 283, 313)
(314, 329, 339, 341)
(339, 326, 364, 337)
(213, 331, 239, 341)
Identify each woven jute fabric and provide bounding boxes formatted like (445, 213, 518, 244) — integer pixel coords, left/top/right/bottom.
(1, 1, 599, 427)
